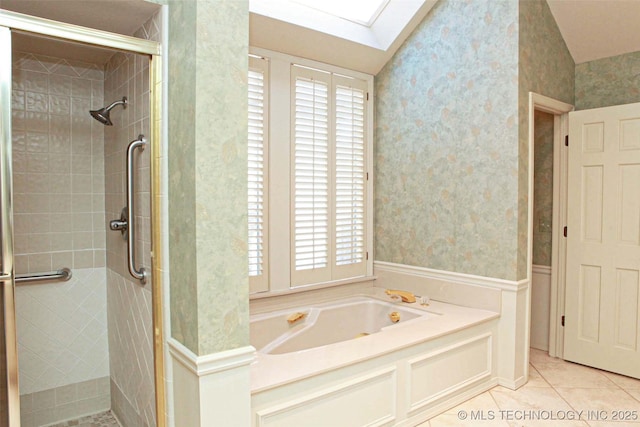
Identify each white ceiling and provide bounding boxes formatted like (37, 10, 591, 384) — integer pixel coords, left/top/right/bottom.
(546, 0, 640, 64)
(1, 1, 639, 68)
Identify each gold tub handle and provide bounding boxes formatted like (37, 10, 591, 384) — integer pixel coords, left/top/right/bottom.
(287, 312, 306, 324)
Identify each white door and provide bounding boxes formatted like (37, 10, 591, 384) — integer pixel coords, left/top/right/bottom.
(565, 102, 640, 379)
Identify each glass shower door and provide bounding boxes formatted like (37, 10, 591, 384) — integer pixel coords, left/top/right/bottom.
(0, 25, 19, 427)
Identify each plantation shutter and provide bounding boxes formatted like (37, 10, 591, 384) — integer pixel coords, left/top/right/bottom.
(333, 76, 367, 278)
(248, 57, 269, 293)
(291, 66, 331, 285)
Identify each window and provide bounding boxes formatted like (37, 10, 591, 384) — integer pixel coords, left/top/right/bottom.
(291, 0, 389, 26)
(248, 56, 269, 293)
(248, 49, 372, 294)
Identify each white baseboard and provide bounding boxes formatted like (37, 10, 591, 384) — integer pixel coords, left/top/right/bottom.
(168, 339, 255, 427)
(498, 375, 528, 390)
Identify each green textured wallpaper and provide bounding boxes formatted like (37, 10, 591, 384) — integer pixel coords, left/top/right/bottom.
(375, 0, 520, 280)
(165, 0, 250, 356)
(375, 0, 575, 281)
(532, 110, 554, 266)
(576, 51, 640, 110)
(518, 0, 574, 278)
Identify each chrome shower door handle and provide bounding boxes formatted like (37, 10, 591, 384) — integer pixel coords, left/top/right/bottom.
(126, 135, 148, 285)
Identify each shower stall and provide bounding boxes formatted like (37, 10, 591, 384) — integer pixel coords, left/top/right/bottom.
(0, 7, 164, 427)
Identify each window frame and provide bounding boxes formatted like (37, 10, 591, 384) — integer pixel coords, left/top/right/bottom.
(249, 47, 374, 296)
(248, 55, 270, 294)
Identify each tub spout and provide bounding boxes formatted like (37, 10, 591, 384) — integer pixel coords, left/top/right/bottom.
(385, 289, 416, 303)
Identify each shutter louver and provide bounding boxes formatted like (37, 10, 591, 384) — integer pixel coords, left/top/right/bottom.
(248, 68, 266, 279)
(293, 76, 329, 272)
(335, 85, 365, 266)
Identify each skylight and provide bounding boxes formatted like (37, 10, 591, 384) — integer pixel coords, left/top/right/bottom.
(250, 0, 438, 74)
(291, 0, 389, 27)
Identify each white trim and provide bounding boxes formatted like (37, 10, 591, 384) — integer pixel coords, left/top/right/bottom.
(374, 261, 527, 292)
(406, 333, 492, 411)
(251, 47, 371, 82)
(250, 274, 376, 300)
(532, 264, 551, 275)
(498, 375, 528, 390)
(0, 9, 160, 56)
(527, 92, 574, 359)
(167, 338, 255, 377)
(255, 367, 398, 426)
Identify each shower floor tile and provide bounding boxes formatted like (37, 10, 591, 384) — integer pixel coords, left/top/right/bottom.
(48, 410, 121, 427)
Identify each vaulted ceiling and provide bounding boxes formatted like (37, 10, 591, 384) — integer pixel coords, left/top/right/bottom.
(1, 0, 639, 69)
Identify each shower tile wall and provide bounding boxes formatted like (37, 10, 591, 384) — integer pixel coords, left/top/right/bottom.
(11, 53, 110, 426)
(103, 11, 160, 427)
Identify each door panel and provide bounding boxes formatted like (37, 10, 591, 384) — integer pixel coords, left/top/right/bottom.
(565, 102, 640, 378)
(0, 25, 19, 427)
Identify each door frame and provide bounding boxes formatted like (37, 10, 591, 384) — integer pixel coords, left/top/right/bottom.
(0, 9, 166, 426)
(527, 93, 573, 358)
(0, 24, 18, 427)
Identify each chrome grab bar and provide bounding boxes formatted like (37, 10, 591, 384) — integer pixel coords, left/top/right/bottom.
(15, 267, 72, 284)
(126, 135, 147, 284)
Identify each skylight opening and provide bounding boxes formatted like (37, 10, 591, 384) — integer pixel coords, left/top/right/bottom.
(291, 0, 390, 26)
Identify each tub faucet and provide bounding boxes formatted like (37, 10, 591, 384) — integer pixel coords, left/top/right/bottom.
(385, 289, 416, 303)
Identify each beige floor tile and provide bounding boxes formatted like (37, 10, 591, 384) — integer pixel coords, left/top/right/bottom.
(534, 361, 619, 389)
(529, 348, 564, 368)
(601, 371, 640, 391)
(429, 392, 510, 427)
(628, 389, 640, 402)
(490, 386, 588, 427)
(523, 365, 551, 388)
(555, 387, 640, 426)
(422, 349, 639, 426)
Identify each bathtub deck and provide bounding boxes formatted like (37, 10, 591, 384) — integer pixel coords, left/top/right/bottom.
(250, 289, 499, 393)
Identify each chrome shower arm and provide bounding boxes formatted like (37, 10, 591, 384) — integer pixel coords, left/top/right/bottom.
(104, 96, 127, 111)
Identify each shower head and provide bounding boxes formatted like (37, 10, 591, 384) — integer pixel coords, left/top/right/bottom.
(89, 96, 128, 126)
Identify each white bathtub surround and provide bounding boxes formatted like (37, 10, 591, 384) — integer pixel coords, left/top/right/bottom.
(167, 340, 254, 427)
(250, 288, 499, 426)
(530, 264, 552, 351)
(252, 296, 432, 354)
(374, 261, 531, 390)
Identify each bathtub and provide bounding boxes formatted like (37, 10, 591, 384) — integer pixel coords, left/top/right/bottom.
(251, 296, 437, 355)
(250, 289, 500, 426)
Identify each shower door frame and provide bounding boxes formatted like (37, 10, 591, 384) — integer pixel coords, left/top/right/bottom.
(0, 9, 166, 427)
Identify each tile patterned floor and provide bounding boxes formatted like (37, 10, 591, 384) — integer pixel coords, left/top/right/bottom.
(47, 411, 121, 427)
(420, 348, 640, 426)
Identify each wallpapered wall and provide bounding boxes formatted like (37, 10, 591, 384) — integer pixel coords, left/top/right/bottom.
(165, 0, 249, 355)
(532, 110, 554, 266)
(375, 0, 574, 281)
(518, 0, 574, 278)
(518, 0, 574, 275)
(575, 51, 640, 110)
(375, 0, 520, 280)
